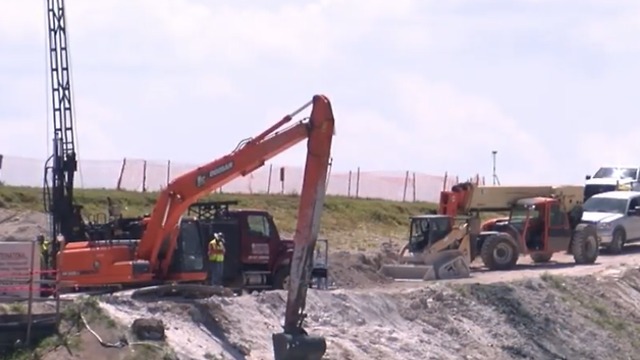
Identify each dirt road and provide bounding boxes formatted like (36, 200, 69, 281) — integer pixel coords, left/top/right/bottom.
(461, 244, 640, 284)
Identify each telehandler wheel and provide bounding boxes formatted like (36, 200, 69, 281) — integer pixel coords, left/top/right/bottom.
(572, 226, 599, 264)
(273, 266, 290, 290)
(480, 233, 519, 271)
(530, 252, 553, 263)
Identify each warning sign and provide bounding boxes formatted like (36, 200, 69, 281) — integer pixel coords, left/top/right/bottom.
(0, 242, 41, 298)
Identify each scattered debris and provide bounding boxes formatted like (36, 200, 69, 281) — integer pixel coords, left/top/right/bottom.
(131, 318, 165, 341)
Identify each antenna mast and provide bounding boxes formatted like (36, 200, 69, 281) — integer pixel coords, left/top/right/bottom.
(491, 150, 500, 185)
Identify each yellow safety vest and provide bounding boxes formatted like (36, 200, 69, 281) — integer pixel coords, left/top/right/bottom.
(208, 239, 225, 262)
(41, 240, 50, 253)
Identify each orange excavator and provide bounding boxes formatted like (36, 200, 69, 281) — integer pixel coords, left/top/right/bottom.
(57, 96, 333, 289)
(50, 95, 333, 359)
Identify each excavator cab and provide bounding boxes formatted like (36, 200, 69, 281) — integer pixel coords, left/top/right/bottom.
(167, 219, 208, 275)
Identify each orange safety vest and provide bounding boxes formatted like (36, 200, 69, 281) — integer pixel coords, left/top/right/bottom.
(208, 239, 225, 262)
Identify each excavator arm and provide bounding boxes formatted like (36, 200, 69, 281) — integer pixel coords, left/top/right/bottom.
(272, 95, 334, 360)
(134, 95, 335, 279)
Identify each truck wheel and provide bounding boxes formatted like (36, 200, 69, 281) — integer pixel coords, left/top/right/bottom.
(572, 226, 599, 264)
(606, 228, 625, 255)
(273, 267, 290, 290)
(480, 233, 518, 271)
(530, 252, 553, 263)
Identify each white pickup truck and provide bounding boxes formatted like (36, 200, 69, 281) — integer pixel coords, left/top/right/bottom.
(584, 166, 640, 201)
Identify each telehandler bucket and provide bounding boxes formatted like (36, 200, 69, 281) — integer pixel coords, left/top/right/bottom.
(379, 249, 471, 281)
(272, 332, 326, 360)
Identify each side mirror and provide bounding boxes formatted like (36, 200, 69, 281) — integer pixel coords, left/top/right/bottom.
(585, 175, 591, 180)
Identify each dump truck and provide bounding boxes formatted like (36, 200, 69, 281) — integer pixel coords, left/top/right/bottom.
(380, 182, 599, 280)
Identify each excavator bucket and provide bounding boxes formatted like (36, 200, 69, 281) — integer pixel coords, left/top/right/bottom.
(272, 332, 327, 360)
(379, 249, 471, 281)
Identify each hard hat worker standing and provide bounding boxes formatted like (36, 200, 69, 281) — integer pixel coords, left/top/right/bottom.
(37, 234, 51, 269)
(208, 233, 226, 286)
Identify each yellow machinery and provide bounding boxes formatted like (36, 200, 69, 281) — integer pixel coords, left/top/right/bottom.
(379, 182, 598, 281)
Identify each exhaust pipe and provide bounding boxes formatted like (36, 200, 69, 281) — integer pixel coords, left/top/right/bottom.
(272, 332, 326, 360)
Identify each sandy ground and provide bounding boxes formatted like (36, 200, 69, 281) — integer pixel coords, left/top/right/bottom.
(95, 245, 640, 360)
(0, 209, 48, 242)
(5, 209, 640, 359)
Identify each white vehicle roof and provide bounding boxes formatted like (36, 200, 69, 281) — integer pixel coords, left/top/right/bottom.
(591, 191, 640, 200)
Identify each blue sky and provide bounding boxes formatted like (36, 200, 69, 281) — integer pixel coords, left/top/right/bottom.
(1, 0, 640, 185)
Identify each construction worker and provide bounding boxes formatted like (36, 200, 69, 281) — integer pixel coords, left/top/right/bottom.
(37, 234, 51, 269)
(208, 232, 226, 286)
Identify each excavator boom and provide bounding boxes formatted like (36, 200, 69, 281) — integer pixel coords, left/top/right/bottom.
(272, 96, 334, 360)
(136, 96, 330, 276)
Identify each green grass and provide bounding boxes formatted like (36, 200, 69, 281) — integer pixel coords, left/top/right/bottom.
(0, 185, 437, 250)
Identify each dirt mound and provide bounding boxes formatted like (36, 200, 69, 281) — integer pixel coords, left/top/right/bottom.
(328, 243, 400, 288)
(0, 209, 48, 242)
(100, 268, 640, 360)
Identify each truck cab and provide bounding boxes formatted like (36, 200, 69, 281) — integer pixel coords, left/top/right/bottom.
(187, 201, 328, 291)
(584, 166, 640, 201)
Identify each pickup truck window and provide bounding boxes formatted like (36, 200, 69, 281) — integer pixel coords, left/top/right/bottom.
(593, 167, 638, 180)
(629, 197, 640, 212)
(247, 214, 271, 238)
(583, 197, 628, 214)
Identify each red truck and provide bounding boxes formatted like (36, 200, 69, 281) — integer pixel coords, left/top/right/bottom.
(186, 201, 328, 291)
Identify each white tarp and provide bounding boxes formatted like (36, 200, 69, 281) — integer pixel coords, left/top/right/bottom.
(0, 241, 41, 299)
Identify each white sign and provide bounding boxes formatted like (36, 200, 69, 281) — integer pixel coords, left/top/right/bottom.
(0, 242, 41, 299)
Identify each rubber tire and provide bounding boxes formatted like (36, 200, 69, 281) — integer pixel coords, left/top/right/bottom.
(530, 252, 553, 263)
(606, 228, 625, 255)
(572, 226, 599, 264)
(273, 266, 290, 290)
(480, 233, 519, 271)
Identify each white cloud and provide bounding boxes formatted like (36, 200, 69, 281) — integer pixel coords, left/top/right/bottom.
(387, 74, 553, 184)
(573, 1, 640, 54)
(2, 0, 640, 187)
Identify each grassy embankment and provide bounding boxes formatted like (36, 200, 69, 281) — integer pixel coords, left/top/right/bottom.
(0, 186, 438, 250)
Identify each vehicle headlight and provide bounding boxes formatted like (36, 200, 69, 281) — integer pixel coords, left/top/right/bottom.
(597, 222, 612, 230)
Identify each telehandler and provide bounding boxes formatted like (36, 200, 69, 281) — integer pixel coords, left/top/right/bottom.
(379, 182, 600, 280)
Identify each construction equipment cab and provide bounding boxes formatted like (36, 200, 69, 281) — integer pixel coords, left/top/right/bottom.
(187, 201, 328, 290)
(406, 214, 455, 254)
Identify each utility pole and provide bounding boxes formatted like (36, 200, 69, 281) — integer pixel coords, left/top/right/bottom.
(492, 150, 500, 185)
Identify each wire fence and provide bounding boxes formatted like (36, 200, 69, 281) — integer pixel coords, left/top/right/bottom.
(0, 240, 62, 350)
(0, 155, 486, 202)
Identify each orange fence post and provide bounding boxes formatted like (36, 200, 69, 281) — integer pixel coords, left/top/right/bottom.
(402, 170, 409, 202)
(116, 158, 127, 190)
(142, 160, 148, 192)
(166, 160, 171, 186)
(279, 167, 285, 194)
(355, 167, 361, 199)
(412, 172, 416, 202)
(267, 164, 273, 194)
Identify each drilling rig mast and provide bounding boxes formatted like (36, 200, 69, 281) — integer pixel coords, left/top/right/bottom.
(43, 0, 84, 267)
